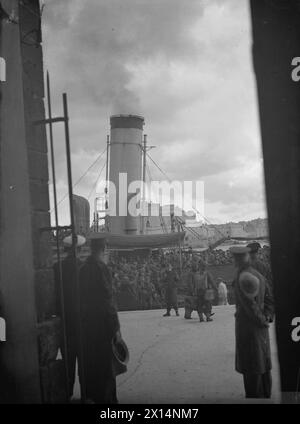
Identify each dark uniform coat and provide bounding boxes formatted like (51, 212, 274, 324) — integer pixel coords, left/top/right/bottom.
(53, 255, 83, 396)
(163, 269, 178, 307)
(54, 255, 82, 334)
(79, 256, 120, 403)
(251, 258, 274, 322)
(234, 266, 272, 375)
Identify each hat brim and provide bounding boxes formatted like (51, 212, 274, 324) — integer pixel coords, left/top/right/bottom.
(63, 235, 86, 247)
(229, 246, 250, 255)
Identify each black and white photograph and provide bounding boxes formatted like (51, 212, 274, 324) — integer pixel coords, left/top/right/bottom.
(0, 0, 300, 409)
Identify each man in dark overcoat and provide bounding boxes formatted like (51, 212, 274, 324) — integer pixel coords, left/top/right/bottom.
(79, 237, 121, 403)
(231, 246, 272, 399)
(163, 263, 179, 316)
(53, 235, 85, 400)
(184, 262, 198, 319)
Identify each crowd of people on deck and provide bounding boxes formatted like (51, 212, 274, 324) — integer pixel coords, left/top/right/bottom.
(108, 256, 164, 309)
(106, 245, 271, 311)
(201, 244, 270, 266)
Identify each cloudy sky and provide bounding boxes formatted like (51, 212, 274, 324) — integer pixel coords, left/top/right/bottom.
(42, 0, 267, 225)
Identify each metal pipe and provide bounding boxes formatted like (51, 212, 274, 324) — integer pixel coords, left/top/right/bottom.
(142, 134, 147, 234)
(105, 135, 110, 231)
(105, 135, 110, 191)
(46, 73, 70, 402)
(62, 92, 86, 403)
(94, 197, 97, 231)
(178, 237, 183, 280)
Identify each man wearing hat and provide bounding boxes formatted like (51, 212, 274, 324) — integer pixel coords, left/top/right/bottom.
(79, 236, 121, 404)
(230, 245, 272, 399)
(247, 242, 274, 323)
(53, 234, 86, 400)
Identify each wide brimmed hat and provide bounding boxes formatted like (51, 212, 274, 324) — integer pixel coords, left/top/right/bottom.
(112, 335, 129, 377)
(63, 234, 86, 247)
(239, 271, 260, 297)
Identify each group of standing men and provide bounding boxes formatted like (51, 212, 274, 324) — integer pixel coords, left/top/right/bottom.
(54, 235, 122, 404)
(162, 258, 219, 322)
(184, 260, 216, 322)
(54, 234, 275, 403)
(161, 240, 275, 400)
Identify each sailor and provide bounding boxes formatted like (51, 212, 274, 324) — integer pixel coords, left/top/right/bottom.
(53, 234, 86, 400)
(79, 236, 121, 403)
(230, 246, 272, 399)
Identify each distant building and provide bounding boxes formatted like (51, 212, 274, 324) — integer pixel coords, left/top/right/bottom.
(183, 218, 269, 249)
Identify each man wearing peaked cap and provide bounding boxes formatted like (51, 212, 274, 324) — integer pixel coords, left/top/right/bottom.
(53, 234, 86, 400)
(79, 233, 123, 403)
(230, 245, 272, 399)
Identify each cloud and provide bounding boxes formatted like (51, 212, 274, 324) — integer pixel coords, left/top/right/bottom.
(43, 0, 203, 111)
(42, 0, 266, 225)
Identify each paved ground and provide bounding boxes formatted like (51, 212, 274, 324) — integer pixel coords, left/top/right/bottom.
(117, 305, 280, 404)
(74, 305, 281, 403)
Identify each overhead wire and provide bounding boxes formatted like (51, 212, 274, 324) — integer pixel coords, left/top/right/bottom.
(50, 147, 107, 213)
(146, 152, 228, 241)
(87, 161, 106, 201)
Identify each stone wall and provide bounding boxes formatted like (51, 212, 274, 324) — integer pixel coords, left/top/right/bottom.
(0, 0, 66, 403)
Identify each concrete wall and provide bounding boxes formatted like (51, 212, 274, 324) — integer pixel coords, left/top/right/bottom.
(0, 0, 42, 403)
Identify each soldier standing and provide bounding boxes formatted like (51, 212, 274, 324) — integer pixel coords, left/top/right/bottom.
(230, 246, 272, 399)
(79, 236, 121, 403)
(163, 263, 179, 316)
(197, 260, 216, 322)
(184, 262, 198, 319)
(53, 234, 86, 400)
